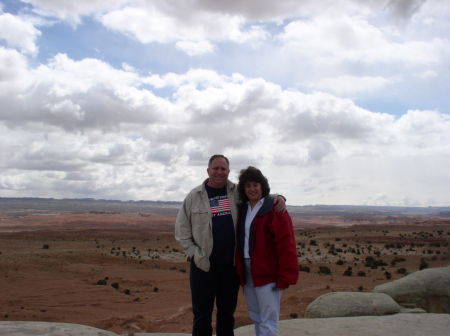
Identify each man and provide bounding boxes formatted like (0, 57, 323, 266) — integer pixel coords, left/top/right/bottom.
(175, 154, 285, 336)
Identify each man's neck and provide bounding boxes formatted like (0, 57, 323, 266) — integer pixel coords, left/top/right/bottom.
(206, 180, 227, 189)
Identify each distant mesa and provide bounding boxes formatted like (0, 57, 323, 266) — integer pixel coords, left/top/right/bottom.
(1, 197, 450, 217)
(0, 197, 182, 215)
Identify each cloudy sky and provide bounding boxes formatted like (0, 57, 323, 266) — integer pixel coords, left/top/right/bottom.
(1, 0, 449, 206)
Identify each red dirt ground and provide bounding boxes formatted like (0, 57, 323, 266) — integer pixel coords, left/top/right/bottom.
(0, 211, 449, 334)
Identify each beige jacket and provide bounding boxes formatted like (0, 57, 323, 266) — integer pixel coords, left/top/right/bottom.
(175, 179, 239, 272)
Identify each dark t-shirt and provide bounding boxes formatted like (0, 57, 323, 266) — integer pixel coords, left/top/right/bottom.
(205, 183, 235, 265)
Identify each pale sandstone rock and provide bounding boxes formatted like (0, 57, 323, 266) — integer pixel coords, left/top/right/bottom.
(2, 315, 450, 336)
(0, 321, 117, 336)
(374, 266, 450, 313)
(234, 313, 450, 336)
(304, 291, 401, 318)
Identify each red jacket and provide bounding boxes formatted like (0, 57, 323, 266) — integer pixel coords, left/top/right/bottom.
(235, 197, 299, 289)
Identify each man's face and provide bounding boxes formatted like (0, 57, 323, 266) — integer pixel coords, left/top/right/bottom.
(207, 158, 230, 188)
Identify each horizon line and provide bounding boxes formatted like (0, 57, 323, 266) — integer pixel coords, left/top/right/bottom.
(1, 196, 449, 209)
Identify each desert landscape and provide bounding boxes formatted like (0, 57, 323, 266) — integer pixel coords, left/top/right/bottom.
(0, 198, 449, 334)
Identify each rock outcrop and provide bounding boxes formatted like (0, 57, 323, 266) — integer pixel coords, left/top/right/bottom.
(2, 314, 450, 336)
(304, 292, 401, 318)
(235, 313, 450, 336)
(374, 265, 450, 313)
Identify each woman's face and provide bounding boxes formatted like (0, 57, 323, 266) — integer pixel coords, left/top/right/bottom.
(244, 181, 262, 204)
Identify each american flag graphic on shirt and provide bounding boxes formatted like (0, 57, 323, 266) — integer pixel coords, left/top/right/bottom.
(210, 196, 231, 217)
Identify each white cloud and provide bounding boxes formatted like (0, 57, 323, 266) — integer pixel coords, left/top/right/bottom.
(185, 0, 430, 21)
(22, 0, 129, 24)
(144, 69, 242, 89)
(279, 15, 450, 66)
(16, 0, 450, 67)
(275, 91, 395, 141)
(0, 12, 41, 55)
(2, 52, 450, 205)
(0, 52, 173, 130)
(19, 0, 433, 23)
(272, 11, 450, 102)
(391, 109, 450, 153)
(99, 3, 268, 55)
(0, 47, 33, 99)
(308, 75, 393, 96)
(175, 40, 215, 56)
(416, 70, 438, 79)
(1, 1, 450, 206)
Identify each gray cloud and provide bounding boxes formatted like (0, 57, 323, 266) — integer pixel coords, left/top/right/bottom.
(384, 0, 427, 19)
(307, 139, 336, 163)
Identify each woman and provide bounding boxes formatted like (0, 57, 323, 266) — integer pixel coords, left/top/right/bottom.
(235, 166, 298, 336)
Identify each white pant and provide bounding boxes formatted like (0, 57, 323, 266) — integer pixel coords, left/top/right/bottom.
(244, 259, 282, 336)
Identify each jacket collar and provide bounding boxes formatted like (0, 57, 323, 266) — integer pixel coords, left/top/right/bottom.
(241, 196, 273, 216)
(257, 196, 274, 215)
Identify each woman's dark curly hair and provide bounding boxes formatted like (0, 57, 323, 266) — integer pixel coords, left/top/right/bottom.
(238, 166, 270, 202)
